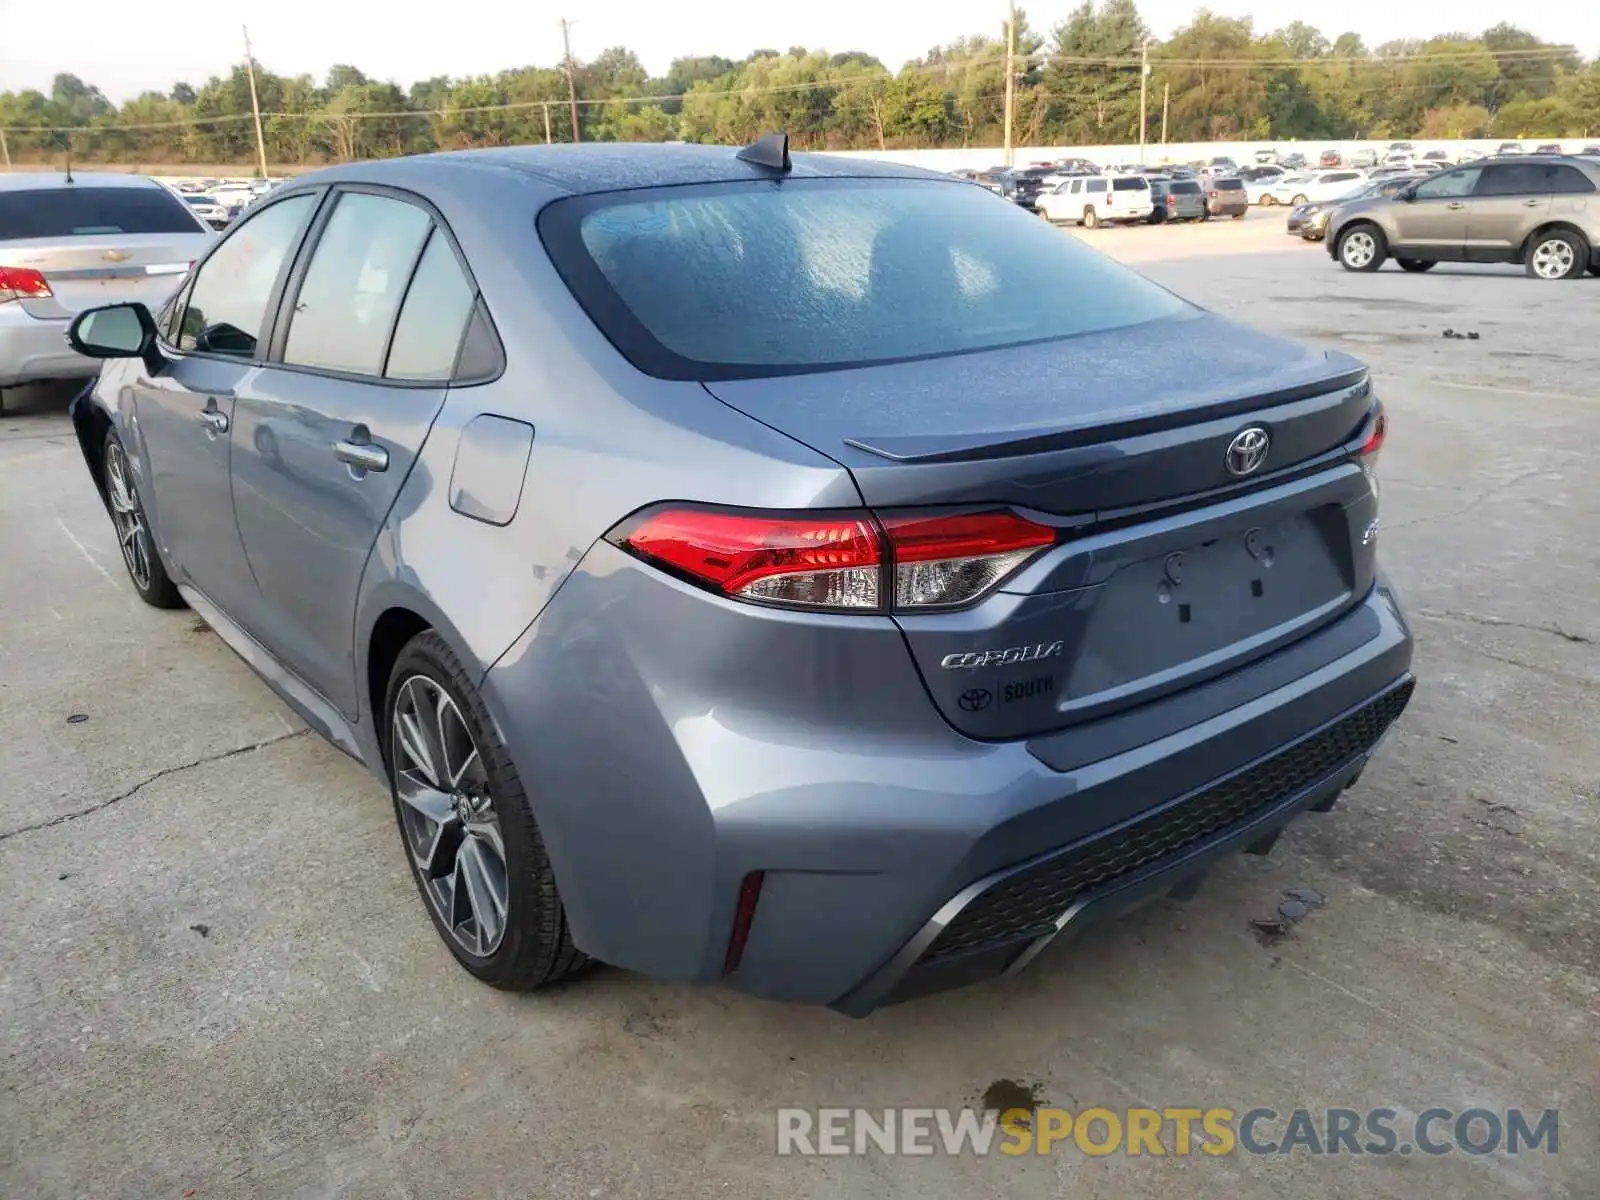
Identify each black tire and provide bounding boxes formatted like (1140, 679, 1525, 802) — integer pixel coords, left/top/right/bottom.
(384, 630, 591, 990)
(102, 428, 183, 609)
(1589, 264, 1600, 277)
(1260, 195, 1277, 207)
(1083, 206, 1100, 229)
(1524, 229, 1587, 280)
(1232, 212, 1244, 220)
(1201, 209, 1212, 221)
(1337, 223, 1388, 272)
(1397, 258, 1435, 272)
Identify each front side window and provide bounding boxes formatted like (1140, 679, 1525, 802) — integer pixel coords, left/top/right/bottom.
(179, 193, 315, 357)
(541, 178, 1190, 381)
(283, 192, 431, 376)
(1414, 169, 1482, 200)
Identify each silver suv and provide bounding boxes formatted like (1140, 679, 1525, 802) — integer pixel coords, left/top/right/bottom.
(1327, 155, 1600, 279)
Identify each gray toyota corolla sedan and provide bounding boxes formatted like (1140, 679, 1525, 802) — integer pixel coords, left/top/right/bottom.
(65, 138, 1414, 1013)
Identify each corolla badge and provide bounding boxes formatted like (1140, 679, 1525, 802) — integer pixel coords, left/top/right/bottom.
(1225, 426, 1271, 476)
(940, 641, 1064, 670)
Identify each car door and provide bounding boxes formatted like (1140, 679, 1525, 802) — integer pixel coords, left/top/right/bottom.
(227, 187, 479, 716)
(1387, 166, 1482, 258)
(1084, 177, 1106, 216)
(131, 191, 319, 619)
(1464, 163, 1555, 261)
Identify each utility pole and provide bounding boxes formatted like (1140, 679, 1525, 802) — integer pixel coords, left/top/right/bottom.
(242, 26, 269, 178)
(0, 128, 10, 170)
(1161, 82, 1170, 145)
(1138, 39, 1150, 164)
(559, 19, 581, 143)
(1002, 0, 1016, 168)
(541, 102, 552, 145)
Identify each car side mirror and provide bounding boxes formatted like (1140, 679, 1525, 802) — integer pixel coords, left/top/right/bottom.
(67, 303, 165, 374)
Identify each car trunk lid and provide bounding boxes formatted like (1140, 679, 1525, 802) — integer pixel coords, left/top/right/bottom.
(704, 312, 1382, 739)
(1, 235, 203, 318)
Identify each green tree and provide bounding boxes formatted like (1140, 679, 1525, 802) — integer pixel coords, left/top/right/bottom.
(1156, 13, 1271, 140)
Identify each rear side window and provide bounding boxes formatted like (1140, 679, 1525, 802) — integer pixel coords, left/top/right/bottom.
(1111, 178, 1148, 191)
(1547, 165, 1596, 195)
(0, 186, 202, 239)
(1476, 164, 1551, 196)
(385, 230, 477, 380)
(283, 192, 431, 376)
(1086, 179, 1107, 193)
(540, 178, 1189, 381)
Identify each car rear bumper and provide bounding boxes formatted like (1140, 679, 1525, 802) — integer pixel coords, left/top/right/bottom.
(836, 673, 1410, 1013)
(1209, 199, 1249, 215)
(0, 308, 96, 387)
(482, 552, 1414, 1013)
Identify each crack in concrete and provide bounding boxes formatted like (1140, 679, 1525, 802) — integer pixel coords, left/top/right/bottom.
(0, 729, 309, 843)
(1387, 465, 1571, 530)
(1416, 608, 1591, 646)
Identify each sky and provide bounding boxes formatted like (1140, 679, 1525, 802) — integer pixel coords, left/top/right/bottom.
(1, 0, 1593, 103)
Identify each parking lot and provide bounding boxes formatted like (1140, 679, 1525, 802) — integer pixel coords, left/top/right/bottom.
(2, 207, 1596, 1197)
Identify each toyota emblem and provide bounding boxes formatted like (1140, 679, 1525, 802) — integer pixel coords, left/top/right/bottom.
(958, 688, 993, 712)
(1225, 426, 1271, 476)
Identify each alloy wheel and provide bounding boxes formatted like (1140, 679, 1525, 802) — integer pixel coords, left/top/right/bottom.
(391, 674, 509, 957)
(1342, 231, 1377, 269)
(104, 441, 153, 591)
(1530, 238, 1575, 280)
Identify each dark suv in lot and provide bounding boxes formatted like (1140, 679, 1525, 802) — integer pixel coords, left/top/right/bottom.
(999, 166, 1057, 210)
(1328, 155, 1600, 279)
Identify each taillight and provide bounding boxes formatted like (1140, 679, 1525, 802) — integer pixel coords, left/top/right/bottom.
(1354, 404, 1386, 500)
(1356, 405, 1387, 460)
(0, 266, 52, 303)
(611, 507, 883, 609)
(607, 505, 1057, 613)
(879, 511, 1056, 609)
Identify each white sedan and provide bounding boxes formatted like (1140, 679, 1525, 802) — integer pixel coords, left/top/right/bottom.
(1262, 169, 1368, 207)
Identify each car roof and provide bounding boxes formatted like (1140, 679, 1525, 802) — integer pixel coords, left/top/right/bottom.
(288, 143, 944, 198)
(0, 171, 169, 193)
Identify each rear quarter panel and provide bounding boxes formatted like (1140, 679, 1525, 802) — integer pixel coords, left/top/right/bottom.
(351, 166, 861, 740)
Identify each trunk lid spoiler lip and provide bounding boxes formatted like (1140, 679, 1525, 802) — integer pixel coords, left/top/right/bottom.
(843, 367, 1371, 464)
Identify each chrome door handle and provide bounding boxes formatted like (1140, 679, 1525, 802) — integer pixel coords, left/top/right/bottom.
(197, 408, 229, 434)
(1446, 202, 1466, 210)
(1523, 198, 1543, 206)
(334, 439, 388, 473)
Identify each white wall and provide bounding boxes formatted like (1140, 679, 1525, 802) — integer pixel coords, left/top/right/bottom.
(825, 138, 1582, 172)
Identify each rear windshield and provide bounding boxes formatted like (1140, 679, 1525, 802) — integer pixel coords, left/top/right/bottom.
(0, 186, 200, 239)
(1215, 178, 1244, 189)
(1111, 178, 1148, 191)
(541, 178, 1189, 381)
(1169, 181, 1202, 194)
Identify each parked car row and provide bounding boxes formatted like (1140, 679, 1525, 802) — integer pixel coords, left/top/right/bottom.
(1028, 170, 1251, 227)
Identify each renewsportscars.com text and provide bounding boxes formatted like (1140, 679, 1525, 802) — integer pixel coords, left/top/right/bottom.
(776, 1106, 1559, 1158)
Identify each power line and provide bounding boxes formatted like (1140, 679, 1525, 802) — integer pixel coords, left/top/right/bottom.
(0, 44, 1585, 134)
